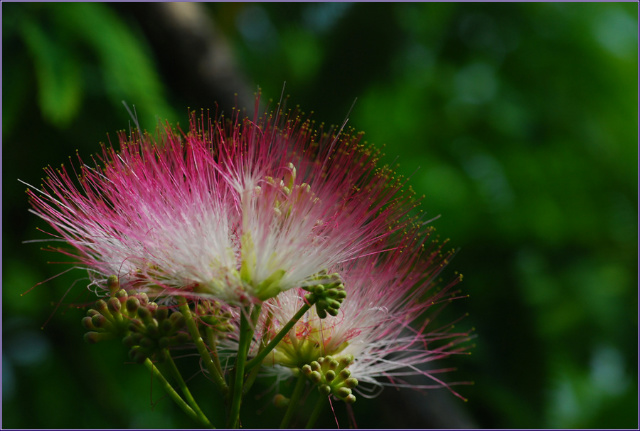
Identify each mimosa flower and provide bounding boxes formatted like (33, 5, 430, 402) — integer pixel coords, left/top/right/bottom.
(250, 229, 471, 400)
(25, 99, 415, 304)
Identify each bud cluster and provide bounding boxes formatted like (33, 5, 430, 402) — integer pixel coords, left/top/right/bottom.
(303, 272, 346, 319)
(82, 280, 188, 363)
(301, 354, 359, 404)
(195, 300, 235, 335)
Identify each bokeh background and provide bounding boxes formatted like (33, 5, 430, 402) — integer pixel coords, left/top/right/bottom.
(2, 2, 638, 429)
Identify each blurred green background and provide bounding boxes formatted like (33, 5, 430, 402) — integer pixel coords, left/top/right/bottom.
(2, 2, 637, 429)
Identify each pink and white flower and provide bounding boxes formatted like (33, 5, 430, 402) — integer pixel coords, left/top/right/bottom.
(251, 229, 471, 399)
(26, 100, 415, 305)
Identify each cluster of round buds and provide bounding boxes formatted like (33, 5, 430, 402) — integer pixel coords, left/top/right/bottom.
(301, 354, 359, 404)
(82, 276, 188, 364)
(302, 272, 346, 319)
(194, 300, 235, 336)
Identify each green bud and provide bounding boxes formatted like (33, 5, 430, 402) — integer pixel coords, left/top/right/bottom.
(339, 355, 354, 367)
(336, 387, 352, 399)
(344, 394, 356, 404)
(140, 336, 155, 349)
(160, 319, 172, 334)
(146, 323, 159, 338)
(309, 371, 322, 384)
(327, 307, 339, 317)
(126, 297, 140, 314)
(328, 359, 339, 370)
(107, 297, 121, 313)
(325, 370, 336, 382)
(81, 316, 96, 330)
(301, 364, 312, 375)
(107, 275, 120, 296)
(170, 332, 190, 346)
(128, 318, 144, 332)
(158, 337, 170, 349)
(319, 384, 331, 396)
(91, 314, 109, 329)
(344, 377, 358, 389)
(169, 312, 185, 328)
(87, 309, 99, 317)
(339, 369, 351, 380)
(115, 289, 128, 299)
(137, 293, 149, 306)
(273, 394, 289, 408)
(95, 299, 109, 315)
(310, 361, 321, 372)
(84, 331, 114, 344)
(137, 306, 151, 321)
(155, 307, 168, 321)
(147, 302, 158, 315)
(122, 334, 137, 347)
(132, 350, 148, 364)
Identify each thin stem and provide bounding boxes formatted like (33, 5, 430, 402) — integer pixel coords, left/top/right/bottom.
(245, 302, 311, 370)
(305, 394, 327, 429)
(163, 350, 212, 428)
(226, 306, 255, 428)
(177, 296, 228, 394)
(280, 372, 307, 429)
(242, 306, 268, 395)
(144, 358, 214, 429)
(205, 326, 224, 377)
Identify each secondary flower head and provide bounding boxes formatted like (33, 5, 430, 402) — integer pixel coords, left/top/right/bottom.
(25, 97, 414, 305)
(250, 228, 471, 400)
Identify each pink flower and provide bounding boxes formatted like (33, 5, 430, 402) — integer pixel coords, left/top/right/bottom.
(251, 228, 471, 400)
(25, 100, 415, 304)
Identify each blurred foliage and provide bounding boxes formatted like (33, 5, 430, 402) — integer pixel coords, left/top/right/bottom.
(2, 2, 637, 429)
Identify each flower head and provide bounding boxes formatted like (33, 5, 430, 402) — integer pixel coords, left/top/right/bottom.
(250, 228, 471, 400)
(26, 99, 415, 305)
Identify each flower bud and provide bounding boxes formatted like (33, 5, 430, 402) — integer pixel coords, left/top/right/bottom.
(91, 314, 109, 329)
(107, 275, 120, 296)
(336, 387, 352, 399)
(81, 316, 96, 330)
(107, 297, 121, 313)
(325, 370, 336, 382)
(273, 394, 289, 408)
(84, 331, 114, 344)
(155, 307, 169, 321)
(309, 371, 322, 384)
(126, 297, 140, 314)
(344, 377, 358, 388)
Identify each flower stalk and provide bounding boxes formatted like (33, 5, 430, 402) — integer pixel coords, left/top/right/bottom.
(227, 307, 254, 428)
(144, 358, 214, 429)
(176, 296, 228, 394)
(280, 372, 307, 429)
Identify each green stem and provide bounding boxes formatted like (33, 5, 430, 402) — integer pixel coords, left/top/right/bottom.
(144, 358, 214, 428)
(177, 296, 228, 394)
(205, 326, 224, 377)
(226, 306, 255, 428)
(280, 372, 307, 429)
(163, 350, 212, 428)
(245, 302, 311, 370)
(305, 394, 327, 429)
(242, 306, 268, 395)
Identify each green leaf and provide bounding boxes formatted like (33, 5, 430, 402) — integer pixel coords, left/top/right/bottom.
(20, 18, 83, 128)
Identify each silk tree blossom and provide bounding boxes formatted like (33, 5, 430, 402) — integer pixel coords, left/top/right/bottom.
(249, 228, 471, 400)
(25, 100, 415, 305)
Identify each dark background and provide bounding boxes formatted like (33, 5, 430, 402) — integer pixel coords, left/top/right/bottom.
(2, 2, 638, 428)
